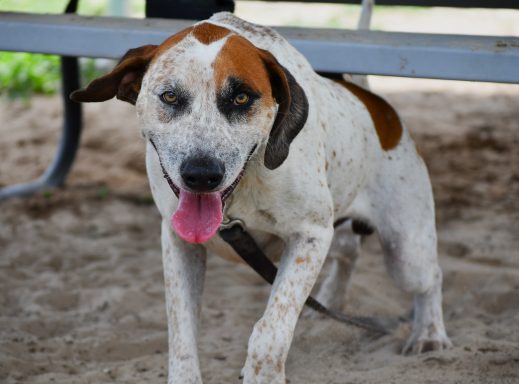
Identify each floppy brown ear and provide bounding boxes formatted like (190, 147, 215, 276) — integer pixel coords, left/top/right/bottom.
(259, 50, 309, 170)
(70, 44, 158, 105)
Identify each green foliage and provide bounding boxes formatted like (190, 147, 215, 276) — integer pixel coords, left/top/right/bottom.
(0, 52, 105, 99)
(0, 52, 61, 99)
(0, 0, 108, 15)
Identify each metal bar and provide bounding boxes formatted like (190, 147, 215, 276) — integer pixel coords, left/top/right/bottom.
(1, 13, 518, 83)
(239, 0, 519, 9)
(0, 12, 515, 82)
(43, 56, 82, 186)
(0, 56, 82, 201)
(0, 13, 194, 58)
(283, 27, 519, 83)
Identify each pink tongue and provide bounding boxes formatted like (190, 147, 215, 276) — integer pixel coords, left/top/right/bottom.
(172, 190, 223, 244)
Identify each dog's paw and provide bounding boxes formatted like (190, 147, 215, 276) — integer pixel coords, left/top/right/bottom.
(402, 333, 452, 355)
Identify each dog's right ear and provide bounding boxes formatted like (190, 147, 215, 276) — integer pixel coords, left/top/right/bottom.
(259, 49, 309, 170)
(70, 44, 158, 105)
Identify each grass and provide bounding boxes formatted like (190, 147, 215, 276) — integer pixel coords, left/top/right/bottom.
(0, 53, 61, 98)
(0, 0, 108, 15)
(0, 0, 145, 17)
(0, 53, 105, 100)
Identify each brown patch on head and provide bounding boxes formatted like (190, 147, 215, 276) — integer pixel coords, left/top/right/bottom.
(72, 25, 200, 104)
(214, 34, 309, 169)
(213, 35, 274, 106)
(152, 26, 194, 59)
(335, 79, 403, 150)
(192, 22, 231, 45)
(72, 24, 231, 106)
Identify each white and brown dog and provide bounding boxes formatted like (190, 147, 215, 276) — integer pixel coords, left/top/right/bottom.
(72, 10, 451, 384)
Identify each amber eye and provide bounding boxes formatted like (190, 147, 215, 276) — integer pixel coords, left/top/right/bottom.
(161, 91, 178, 105)
(233, 93, 249, 106)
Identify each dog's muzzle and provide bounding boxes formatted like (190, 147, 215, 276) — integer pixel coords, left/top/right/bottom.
(149, 140, 257, 244)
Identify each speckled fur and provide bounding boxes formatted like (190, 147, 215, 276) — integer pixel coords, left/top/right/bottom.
(133, 12, 451, 384)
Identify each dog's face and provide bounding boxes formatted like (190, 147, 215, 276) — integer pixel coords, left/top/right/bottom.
(71, 22, 308, 243)
(138, 25, 277, 198)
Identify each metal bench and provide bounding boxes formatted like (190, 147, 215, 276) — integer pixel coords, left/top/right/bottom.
(1, 0, 518, 200)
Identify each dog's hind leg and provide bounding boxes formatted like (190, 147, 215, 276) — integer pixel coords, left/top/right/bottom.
(379, 222, 451, 354)
(309, 221, 360, 313)
(371, 150, 452, 354)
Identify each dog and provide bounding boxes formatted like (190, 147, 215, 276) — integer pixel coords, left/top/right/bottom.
(71, 8, 451, 384)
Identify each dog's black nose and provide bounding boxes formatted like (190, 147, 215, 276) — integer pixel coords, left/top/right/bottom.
(180, 156, 225, 192)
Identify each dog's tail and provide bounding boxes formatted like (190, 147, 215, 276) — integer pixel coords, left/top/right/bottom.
(350, 0, 374, 89)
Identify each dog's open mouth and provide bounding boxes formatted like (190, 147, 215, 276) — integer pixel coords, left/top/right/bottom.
(151, 140, 255, 244)
(171, 169, 247, 244)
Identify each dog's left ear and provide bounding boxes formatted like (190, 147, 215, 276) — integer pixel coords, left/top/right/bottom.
(70, 44, 158, 105)
(259, 50, 309, 170)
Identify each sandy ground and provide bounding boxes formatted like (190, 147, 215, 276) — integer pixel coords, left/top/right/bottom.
(1, 5, 519, 381)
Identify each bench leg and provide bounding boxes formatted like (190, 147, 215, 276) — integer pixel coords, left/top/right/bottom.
(0, 56, 82, 201)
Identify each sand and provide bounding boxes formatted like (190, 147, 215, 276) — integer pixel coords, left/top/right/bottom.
(1, 73, 519, 384)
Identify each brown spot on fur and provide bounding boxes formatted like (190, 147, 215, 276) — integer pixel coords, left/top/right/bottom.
(295, 256, 308, 264)
(325, 160, 329, 171)
(276, 359, 283, 373)
(153, 27, 193, 58)
(335, 79, 402, 150)
(192, 22, 231, 45)
(258, 209, 277, 224)
(214, 35, 275, 107)
(332, 150, 336, 158)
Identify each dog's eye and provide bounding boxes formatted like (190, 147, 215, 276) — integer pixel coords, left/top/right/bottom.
(161, 91, 178, 105)
(233, 93, 249, 106)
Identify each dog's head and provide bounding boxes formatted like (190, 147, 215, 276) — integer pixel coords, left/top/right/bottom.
(71, 22, 308, 244)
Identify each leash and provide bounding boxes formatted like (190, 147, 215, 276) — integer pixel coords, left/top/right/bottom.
(219, 218, 401, 335)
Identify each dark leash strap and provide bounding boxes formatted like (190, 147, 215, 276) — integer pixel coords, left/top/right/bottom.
(219, 221, 401, 335)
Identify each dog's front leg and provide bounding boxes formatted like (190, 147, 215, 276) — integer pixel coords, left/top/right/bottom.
(242, 226, 334, 384)
(161, 220, 207, 384)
